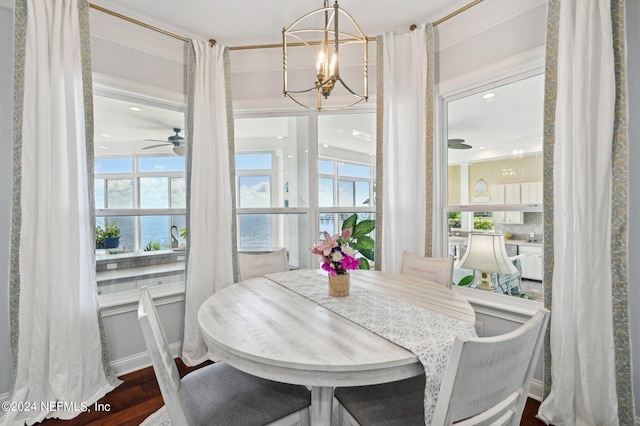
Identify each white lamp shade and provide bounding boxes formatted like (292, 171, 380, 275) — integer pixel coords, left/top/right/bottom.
(458, 233, 518, 274)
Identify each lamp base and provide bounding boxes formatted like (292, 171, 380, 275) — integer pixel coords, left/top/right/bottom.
(476, 271, 495, 291)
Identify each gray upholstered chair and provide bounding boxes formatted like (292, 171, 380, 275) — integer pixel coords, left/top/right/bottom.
(137, 286, 310, 426)
(334, 308, 550, 426)
(238, 248, 289, 281)
(400, 250, 454, 288)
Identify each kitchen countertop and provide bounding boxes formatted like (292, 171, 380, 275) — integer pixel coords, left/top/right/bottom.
(448, 236, 542, 247)
(505, 239, 543, 247)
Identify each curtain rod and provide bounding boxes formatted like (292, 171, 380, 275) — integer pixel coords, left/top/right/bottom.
(89, 0, 484, 50)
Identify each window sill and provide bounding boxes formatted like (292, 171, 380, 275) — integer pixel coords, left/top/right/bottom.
(452, 285, 543, 324)
(99, 282, 185, 317)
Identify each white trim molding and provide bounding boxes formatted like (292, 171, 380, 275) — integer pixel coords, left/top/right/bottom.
(110, 342, 182, 377)
(93, 72, 186, 111)
(99, 282, 185, 316)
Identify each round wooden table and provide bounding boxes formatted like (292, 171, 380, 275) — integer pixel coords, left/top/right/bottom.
(198, 269, 475, 425)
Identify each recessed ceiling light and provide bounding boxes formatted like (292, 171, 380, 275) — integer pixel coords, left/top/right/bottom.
(276, 136, 284, 139)
(100, 133, 111, 138)
(287, 155, 293, 158)
(99, 146, 109, 150)
(129, 106, 142, 112)
(478, 146, 486, 150)
(482, 93, 496, 100)
(322, 144, 329, 148)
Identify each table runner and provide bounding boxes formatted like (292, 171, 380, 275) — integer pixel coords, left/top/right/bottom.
(264, 269, 477, 425)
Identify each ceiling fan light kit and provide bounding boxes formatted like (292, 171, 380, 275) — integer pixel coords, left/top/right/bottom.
(282, 0, 369, 110)
(143, 127, 186, 156)
(447, 138, 472, 150)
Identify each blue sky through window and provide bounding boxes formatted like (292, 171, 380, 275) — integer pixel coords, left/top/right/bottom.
(236, 153, 272, 170)
(95, 158, 133, 173)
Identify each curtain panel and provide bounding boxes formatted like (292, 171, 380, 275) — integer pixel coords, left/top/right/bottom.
(539, 0, 633, 423)
(181, 40, 235, 366)
(4, 0, 119, 424)
(375, 24, 435, 273)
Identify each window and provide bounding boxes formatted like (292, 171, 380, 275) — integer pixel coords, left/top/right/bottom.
(94, 95, 186, 295)
(234, 111, 376, 270)
(445, 73, 544, 302)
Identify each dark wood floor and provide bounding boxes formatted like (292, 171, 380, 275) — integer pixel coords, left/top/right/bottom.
(36, 359, 546, 425)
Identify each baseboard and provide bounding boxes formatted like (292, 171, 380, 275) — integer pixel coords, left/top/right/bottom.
(110, 342, 182, 376)
(0, 345, 182, 403)
(529, 378, 543, 401)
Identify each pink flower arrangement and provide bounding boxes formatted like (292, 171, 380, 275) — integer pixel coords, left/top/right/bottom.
(311, 228, 361, 275)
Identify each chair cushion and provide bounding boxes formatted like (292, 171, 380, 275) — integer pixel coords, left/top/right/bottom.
(179, 362, 310, 426)
(334, 375, 425, 426)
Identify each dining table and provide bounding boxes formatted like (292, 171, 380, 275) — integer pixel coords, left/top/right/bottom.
(198, 268, 476, 425)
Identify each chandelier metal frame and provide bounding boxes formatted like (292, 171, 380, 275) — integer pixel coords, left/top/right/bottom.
(282, 0, 369, 110)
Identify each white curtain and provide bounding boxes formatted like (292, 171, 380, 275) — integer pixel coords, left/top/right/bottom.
(538, 0, 619, 424)
(380, 25, 428, 273)
(4, 0, 117, 424)
(181, 40, 234, 366)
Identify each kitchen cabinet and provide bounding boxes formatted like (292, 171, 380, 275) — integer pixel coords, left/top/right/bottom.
(519, 245, 543, 280)
(491, 183, 523, 224)
(521, 181, 543, 204)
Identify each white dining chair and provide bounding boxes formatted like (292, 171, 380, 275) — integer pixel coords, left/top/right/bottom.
(238, 248, 289, 281)
(334, 307, 550, 426)
(137, 286, 311, 426)
(400, 250, 454, 288)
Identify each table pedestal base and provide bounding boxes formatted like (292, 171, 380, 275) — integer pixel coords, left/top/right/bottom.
(310, 386, 333, 425)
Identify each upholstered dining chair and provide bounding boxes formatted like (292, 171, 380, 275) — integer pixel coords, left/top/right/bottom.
(400, 250, 455, 288)
(137, 286, 311, 426)
(238, 248, 289, 281)
(334, 307, 550, 426)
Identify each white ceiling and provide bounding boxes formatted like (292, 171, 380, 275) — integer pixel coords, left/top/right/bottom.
(89, 0, 474, 46)
(447, 73, 545, 165)
(91, 0, 545, 162)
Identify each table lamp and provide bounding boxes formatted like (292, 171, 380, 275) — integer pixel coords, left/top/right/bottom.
(457, 233, 518, 291)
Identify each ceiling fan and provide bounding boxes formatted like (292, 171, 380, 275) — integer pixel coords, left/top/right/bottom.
(447, 138, 472, 150)
(144, 128, 185, 156)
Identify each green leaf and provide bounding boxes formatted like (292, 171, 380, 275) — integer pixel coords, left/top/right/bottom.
(358, 258, 370, 270)
(457, 275, 474, 286)
(355, 247, 374, 262)
(342, 214, 357, 232)
(352, 236, 375, 251)
(352, 219, 376, 239)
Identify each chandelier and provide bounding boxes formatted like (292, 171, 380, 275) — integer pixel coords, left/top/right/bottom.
(282, 0, 369, 110)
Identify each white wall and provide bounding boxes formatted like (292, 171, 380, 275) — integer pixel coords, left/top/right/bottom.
(89, 9, 189, 374)
(433, 0, 547, 399)
(3, 1, 636, 415)
(0, 4, 14, 397)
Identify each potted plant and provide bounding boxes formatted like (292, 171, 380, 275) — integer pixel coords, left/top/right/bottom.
(95, 226, 106, 249)
(96, 221, 121, 249)
(310, 214, 376, 297)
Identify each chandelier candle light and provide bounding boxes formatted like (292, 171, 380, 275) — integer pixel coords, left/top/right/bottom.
(283, 0, 369, 110)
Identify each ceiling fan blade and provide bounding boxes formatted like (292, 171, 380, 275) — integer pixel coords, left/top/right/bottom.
(143, 144, 171, 150)
(144, 139, 171, 143)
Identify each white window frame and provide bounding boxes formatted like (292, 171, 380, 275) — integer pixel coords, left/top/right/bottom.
(233, 107, 376, 268)
(91, 82, 188, 308)
(96, 154, 187, 252)
(435, 47, 546, 318)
